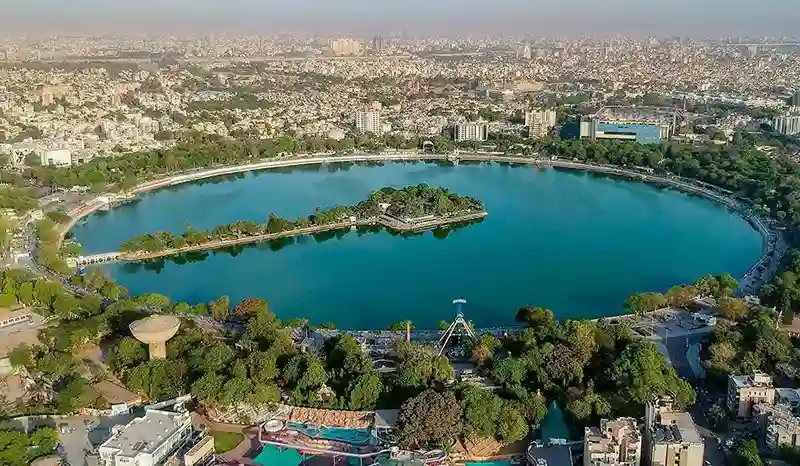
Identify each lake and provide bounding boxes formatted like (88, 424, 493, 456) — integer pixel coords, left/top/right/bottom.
(70, 161, 763, 329)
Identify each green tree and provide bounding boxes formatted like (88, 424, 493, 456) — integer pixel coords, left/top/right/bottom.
(461, 386, 503, 438)
(610, 341, 695, 410)
(490, 358, 528, 386)
(8, 344, 34, 368)
(625, 292, 667, 315)
(496, 405, 529, 442)
(111, 337, 147, 371)
(348, 372, 383, 410)
(397, 389, 462, 449)
(471, 334, 499, 366)
(730, 439, 762, 466)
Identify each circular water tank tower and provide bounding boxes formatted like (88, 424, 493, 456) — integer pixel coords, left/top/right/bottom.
(129, 315, 180, 360)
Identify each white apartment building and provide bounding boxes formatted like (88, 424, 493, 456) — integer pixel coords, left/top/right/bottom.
(584, 417, 641, 466)
(727, 372, 775, 419)
(98, 409, 193, 466)
(455, 123, 488, 142)
(329, 38, 361, 56)
(40, 148, 72, 167)
(355, 110, 382, 134)
(525, 109, 557, 138)
(773, 114, 800, 135)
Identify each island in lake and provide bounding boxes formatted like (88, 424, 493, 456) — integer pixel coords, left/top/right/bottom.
(116, 184, 487, 260)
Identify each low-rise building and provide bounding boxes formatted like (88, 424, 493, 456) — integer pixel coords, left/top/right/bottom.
(754, 403, 800, 451)
(98, 409, 193, 466)
(645, 398, 704, 466)
(40, 148, 72, 167)
(776, 388, 800, 414)
(584, 417, 641, 466)
(727, 372, 776, 419)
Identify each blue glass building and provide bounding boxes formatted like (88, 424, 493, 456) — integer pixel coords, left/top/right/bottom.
(594, 122, 664, 144)
(578, 109, 674, 144)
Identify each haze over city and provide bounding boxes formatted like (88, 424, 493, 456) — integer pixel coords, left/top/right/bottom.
(2, 0, 800, 37)
(2, 0, 800, 465)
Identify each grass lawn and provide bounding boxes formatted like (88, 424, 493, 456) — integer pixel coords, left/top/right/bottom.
(210, 430, 245, 453)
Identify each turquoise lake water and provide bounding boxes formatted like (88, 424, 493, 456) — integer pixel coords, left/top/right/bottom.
(70, 161, 762, 329)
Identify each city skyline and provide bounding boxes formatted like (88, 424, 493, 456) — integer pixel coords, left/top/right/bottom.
(1, 0, 799, 37)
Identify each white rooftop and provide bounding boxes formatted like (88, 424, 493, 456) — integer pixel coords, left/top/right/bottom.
(100, 409, 190, 457)
(731, 372, 773, 389)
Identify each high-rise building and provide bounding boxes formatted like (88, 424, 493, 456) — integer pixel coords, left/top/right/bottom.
(526, 109, 558, 138)
(727, 372, 776, 419)
(522, 44, 532, 60)
(584, 418, 641, 466)
(790, 90, 800, 107)
(329, 38, 361, 56)
(355, 110, 381, 134)
(372, 36, 385, 53)
(773, 114, 800, 136)
(644, 398, 704, 466)
(455, 123, 488, 142)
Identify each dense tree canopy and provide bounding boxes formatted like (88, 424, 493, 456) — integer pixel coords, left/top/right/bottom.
(396, 389, 463, 450)
(0, 427, 59, 466)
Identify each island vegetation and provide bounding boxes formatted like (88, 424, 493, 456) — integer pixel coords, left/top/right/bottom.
(118, 184, 483, 254)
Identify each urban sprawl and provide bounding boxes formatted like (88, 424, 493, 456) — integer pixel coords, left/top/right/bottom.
(0, 34, 800, 466)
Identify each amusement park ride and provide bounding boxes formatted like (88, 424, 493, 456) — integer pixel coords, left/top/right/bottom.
(437, 299, 476, 356)
(253, 299, 477, 466)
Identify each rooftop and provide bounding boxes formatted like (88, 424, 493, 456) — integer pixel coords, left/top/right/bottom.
(91, 380, 143, 406)
(527, 444, 573, 466)
(99, 409, 190, 458)
(653, 411, 702, 445)
(586, 417, 640, 454)
(595, 106, 676, 124)
(730, 372, 774, 389)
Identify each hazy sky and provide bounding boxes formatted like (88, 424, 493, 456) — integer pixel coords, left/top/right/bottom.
(2, 0, 799, 37)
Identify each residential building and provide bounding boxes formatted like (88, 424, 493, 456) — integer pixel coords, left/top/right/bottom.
(584, 417, 641, 466)
(727, 372, 775, 419)
(40, 148, 72, 167)
(776, 388, 800, 414)
(455, 123, 488, 142)
(526, 109, 558, 138)
(790, 90, 800, 107)
(773, 114, 800, 135)
(355, 110, 382, 134)
(372, 36, 385, 53)
(98, 409, 193, 466)
(329, 38, 361, 56)
(644, 398, 704, 466)
(754, 403, 800, 452)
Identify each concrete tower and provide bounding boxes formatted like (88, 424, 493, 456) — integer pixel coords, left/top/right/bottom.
(129, 315, 180, 359)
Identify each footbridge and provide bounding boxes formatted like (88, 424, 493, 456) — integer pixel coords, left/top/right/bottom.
(68, 252, 123, 267)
